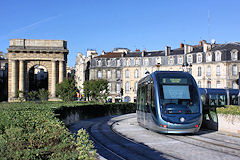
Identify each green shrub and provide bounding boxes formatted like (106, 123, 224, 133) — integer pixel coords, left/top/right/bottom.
(76, 129, 96, 160)
(217, 105, 240, 115)
(38, 89, 49, 102)
(0, 102, 79, 159)
(56, 78, 76, 102)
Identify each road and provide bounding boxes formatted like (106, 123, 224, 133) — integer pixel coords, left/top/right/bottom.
(69, 113, 240, 160)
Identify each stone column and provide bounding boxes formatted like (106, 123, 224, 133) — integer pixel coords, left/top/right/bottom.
(11, 60, 17, 98)
(51, 60, 57, 98)
(19, 60, 24, 97)
(59, 60, 64, 83)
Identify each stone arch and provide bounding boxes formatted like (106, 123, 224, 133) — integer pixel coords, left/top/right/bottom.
(7, 39, 68, 101)
(27, 61, 50, 92)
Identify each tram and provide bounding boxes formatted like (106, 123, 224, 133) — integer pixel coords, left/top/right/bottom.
(199, 88, 239, 107)
(136, 71, 202, 133)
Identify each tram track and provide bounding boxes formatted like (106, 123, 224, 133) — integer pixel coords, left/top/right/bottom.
(87, 115, 181, 160)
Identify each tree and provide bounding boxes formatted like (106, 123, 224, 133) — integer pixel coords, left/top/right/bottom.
(83, 79, 109, 102)
(56, 78, 76, 102)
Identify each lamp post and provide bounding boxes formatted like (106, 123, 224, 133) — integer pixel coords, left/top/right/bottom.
(182, 62, 192, 73)
(156, 63, 161, 71)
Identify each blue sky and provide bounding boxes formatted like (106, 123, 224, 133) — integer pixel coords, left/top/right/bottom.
(0, 0, 239, 67)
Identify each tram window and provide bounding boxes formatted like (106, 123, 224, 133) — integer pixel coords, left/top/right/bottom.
(231, 95, 238, 105)
(218, 95, 226, 106)
(150, 79, 157, 117)
(209, 94, 217, 106)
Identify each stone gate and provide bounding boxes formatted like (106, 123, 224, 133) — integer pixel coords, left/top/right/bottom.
(7, 39, 68, 101)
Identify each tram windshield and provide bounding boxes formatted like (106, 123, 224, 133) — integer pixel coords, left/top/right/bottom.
(159, 77, 200, 114)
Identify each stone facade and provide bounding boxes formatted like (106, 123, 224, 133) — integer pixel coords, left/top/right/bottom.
(7, 39, 68, 101)
(76, 41, 240, 103)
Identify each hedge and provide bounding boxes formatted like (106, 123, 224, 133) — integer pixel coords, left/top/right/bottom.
(216, 105, 240, 115)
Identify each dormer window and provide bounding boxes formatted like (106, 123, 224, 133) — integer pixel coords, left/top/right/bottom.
(169, 56, 174, 65)
(144, 58, 148, 66)
(117, 59, 121, 66)
(215, 51, 221, 61)
(126, 59, 130, 66)
(206, 52, 212, 62)
(231, 50, 238, 61)
(107, 59, 111, 66)
(97, 60, 102, 66)
(197, 53, 202, 63)
(178, 56, 183, 64)
(135, 58, 140, 66)
(156, 57, 161, 64)
(187, 55, 192, 64)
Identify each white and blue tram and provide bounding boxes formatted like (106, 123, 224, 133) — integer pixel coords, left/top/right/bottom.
(137, 71, 202, 133)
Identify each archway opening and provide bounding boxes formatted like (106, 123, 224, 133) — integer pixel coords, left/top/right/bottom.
(29, 65, 48, 92)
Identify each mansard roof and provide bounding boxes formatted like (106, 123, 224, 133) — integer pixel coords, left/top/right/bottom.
(211, 42, 240, 52)
(124, 51, 142, 57)
(145, 51, 164, 57)
(97, 52, 123, 58)
(170, 48, 184, 55)
(189, 46, 203, 53)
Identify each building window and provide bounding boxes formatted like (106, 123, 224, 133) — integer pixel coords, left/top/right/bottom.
(135, 69, 139, 78)
(216, 65, 220, 76)
(215, 51, 221, 61)
(107, 70, 111, 78)
(187, 55, 192, 64)
(207, 66, 211, 76)
(116, 83, 120, 93)
(97, 60, 102, 66)
(206, 53, 212, 62)
(116, 70, 121, 78)
(233, 81, 237, 89)
(107, 60, 111, 66)
(178, 56, 183, 64)
(135, 59, 140, 66)
(144, 58, 148, 66)
(156, 57, 161, 64)
(117, 59, 121, 66)
(108, 83, 112, 91)
(125, 70, 129, 78)
(97, 70, 102, 78)
(134, 82, 138, 93)
(169, 57, 173, 65)
(232, 65, 237, 76)
(207, 81, 211, 88)
(197, 54, 202, 63)
(198, 81, 201, 88)
(216, 81, 221, 88)
(126, 59, 130, 66)
(198, 67, 201, 76)
(232, 51, 237, 61)
(130, 58, 134, 66)
(125, 82, 130, 93)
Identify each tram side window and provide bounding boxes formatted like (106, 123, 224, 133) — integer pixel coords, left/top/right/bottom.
(150, 80, 157, 118)
(209, 94, 217, 106)
(231, 95, 238, 105)
(137, 89, 140, 110)
(218, 95, 226, 106)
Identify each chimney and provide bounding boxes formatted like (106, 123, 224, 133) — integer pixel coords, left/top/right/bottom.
(165, 46, 171, 56)
(142, 50, 145, 57)
(199, 41, 203, 47)
(180, 43, 184, 48)
(102, 50, 105, 55)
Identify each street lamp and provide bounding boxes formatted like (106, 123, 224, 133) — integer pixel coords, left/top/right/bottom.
(182, 62, 192, 73)
(156, 63, 161, 71)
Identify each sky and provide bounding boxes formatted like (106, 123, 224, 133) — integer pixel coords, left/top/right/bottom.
(0, 0, 240, 67)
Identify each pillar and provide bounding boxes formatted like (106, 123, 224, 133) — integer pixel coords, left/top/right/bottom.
(51, 60, 57, 98)
(59, 60, 64, 83)
(19, 60, 24, 97)
(11, 60, 17, 98)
